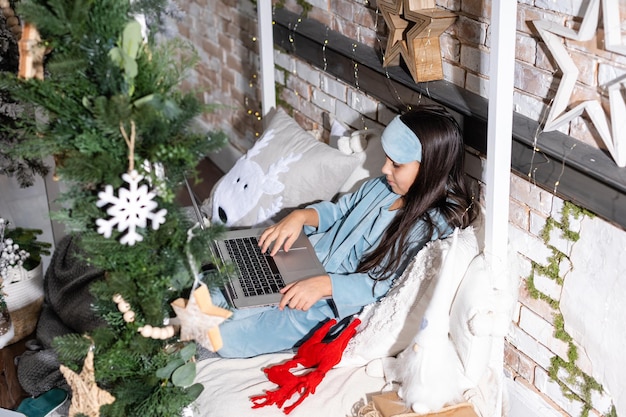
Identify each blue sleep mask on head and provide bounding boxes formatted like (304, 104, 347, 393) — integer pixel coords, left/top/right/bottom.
(381, 115, 422, 164)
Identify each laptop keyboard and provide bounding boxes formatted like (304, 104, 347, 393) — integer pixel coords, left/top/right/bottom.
(224, 236, 285, 297)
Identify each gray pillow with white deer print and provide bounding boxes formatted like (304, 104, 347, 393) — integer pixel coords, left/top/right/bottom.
(206, 107, 361, 228)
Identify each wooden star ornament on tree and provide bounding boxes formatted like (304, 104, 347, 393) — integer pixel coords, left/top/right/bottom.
(171, 283, 232, 352)
(59, 348, 115, 417)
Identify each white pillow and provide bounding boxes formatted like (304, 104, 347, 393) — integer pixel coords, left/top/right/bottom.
(338, 226, 479, 367)
(207, 108, 361, 227)
(326, 117, 387, 195)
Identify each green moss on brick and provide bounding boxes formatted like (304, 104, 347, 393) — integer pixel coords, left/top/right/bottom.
(523, 201, 608, 416)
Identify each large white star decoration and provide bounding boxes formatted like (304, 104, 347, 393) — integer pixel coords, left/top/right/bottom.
(96, 170, 167, 245)
(533, 0, 626, 167)
(171, 283, 232, 352)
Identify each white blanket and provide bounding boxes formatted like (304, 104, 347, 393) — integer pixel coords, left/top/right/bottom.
(192, 353, 388, 417)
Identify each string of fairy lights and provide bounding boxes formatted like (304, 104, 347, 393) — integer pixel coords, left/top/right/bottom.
(242, 1, 571, 205)
(243, 2, 426, 136)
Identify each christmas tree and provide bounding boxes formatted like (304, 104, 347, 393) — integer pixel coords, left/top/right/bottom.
(0, 0, 231, 415)
(0, 0, 48, 186)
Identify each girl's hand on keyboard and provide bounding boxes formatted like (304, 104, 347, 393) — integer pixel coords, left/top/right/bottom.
(278, 275, 332, 311)
(258, 208, 318, 256)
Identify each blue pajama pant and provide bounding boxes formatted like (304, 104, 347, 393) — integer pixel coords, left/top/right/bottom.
(211, 289, 338, 358)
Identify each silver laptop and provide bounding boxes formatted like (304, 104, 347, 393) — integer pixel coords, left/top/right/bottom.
(183, 177, 326, 309)
(212, 227, 327, 308)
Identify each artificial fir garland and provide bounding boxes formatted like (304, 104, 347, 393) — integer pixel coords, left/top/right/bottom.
(0, 0, 49, 187)
(0, 0, 230, 415)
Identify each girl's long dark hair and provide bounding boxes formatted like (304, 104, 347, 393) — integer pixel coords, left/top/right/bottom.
(357, 105, 477, 280)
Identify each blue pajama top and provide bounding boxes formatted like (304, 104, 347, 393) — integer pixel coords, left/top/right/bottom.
(215, 175, 452, 358)
(305, 176, 450, 319)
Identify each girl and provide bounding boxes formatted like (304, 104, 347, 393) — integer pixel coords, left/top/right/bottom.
(213, 105, 477, 358)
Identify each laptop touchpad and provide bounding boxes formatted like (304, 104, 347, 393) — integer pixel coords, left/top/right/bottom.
(275, 249, 318, 272)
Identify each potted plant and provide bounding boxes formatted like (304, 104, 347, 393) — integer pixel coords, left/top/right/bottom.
(0, 216, 51, 348)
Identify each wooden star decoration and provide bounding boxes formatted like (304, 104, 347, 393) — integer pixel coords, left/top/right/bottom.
(59, 349, 115, 417)
(533, 0, 626, 167)
(379, 0, 456, 83)
(379, 0, 410, 67)
(171, 283, 232, 352)
(18, 23, 46, 80)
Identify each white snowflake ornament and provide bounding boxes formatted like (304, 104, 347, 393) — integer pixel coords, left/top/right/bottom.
(96, 170, 167, 246)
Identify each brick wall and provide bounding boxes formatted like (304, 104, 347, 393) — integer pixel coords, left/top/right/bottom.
(171, 1, 624, 416)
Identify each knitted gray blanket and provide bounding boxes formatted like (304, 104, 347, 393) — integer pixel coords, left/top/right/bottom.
(17, 234, 105, 397)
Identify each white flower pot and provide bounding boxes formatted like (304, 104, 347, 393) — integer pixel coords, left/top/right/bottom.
(0, 307, 15, 349)
(1, 262, 44, 345)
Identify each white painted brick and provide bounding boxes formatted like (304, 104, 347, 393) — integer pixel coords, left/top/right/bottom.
(512, 177, 558, 217)
(519, 306, 570, 362)
(533, 272, 562, 302)
(535, 367, 585, 417)
(561, 342, 587, 377)
(506, 376, 565, 417)
(508, 225, 554, 266)
(295, 60, 321, 87)
(465, 72, 489, 98)
(548, 196, 565, 220)
(377, 106, 397, 125)
(510, 175, 538, 209)
(274, 67, 285, 86)
(320, 75, 348, 101)
(512, 301, 522, 324)
(335, 100, 365, 127)
(534, 0, 586, 16)
(442, 62, 466, 88)
(459, 44, 490, 75)
(512, 91, 545, 121)
(506, 326, 554, 370)
(297, 98, 325, 127)
(514, 62, 553, 98)
(274, 50, 296, 73)
(562, 209, 583, 234)
(558, 257, 572, 278)
(515, 33, 537, 64)
(513, 252, 533, 282)
(529, 209, 547, 237)
(306, 0, 328, 10)
(554, 366, 600, 408)
(510, 199, 530, 231)
(547, 227, 574, 256)
(590, 384, 614, 416)
(311, 88, 336, 113)
(347, 90, 378, 117)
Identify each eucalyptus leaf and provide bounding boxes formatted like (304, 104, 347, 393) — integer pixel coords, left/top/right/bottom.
(186, 383, 205, 401)
(133, 94, 155, 108)
(172, 361, 196, 387)
(155, 358, 185, 380)
(108, 47, 123, 68)
(124, 59, 138, 80)
(178, 343, 197, 362)
(122, 21, 143, 60)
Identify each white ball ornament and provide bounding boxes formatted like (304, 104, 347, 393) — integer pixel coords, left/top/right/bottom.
(151, 327, 163, 340)
(123, 311, 135, 323)
(139, 325, 153, 338)
(117, 302, 131, 313)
